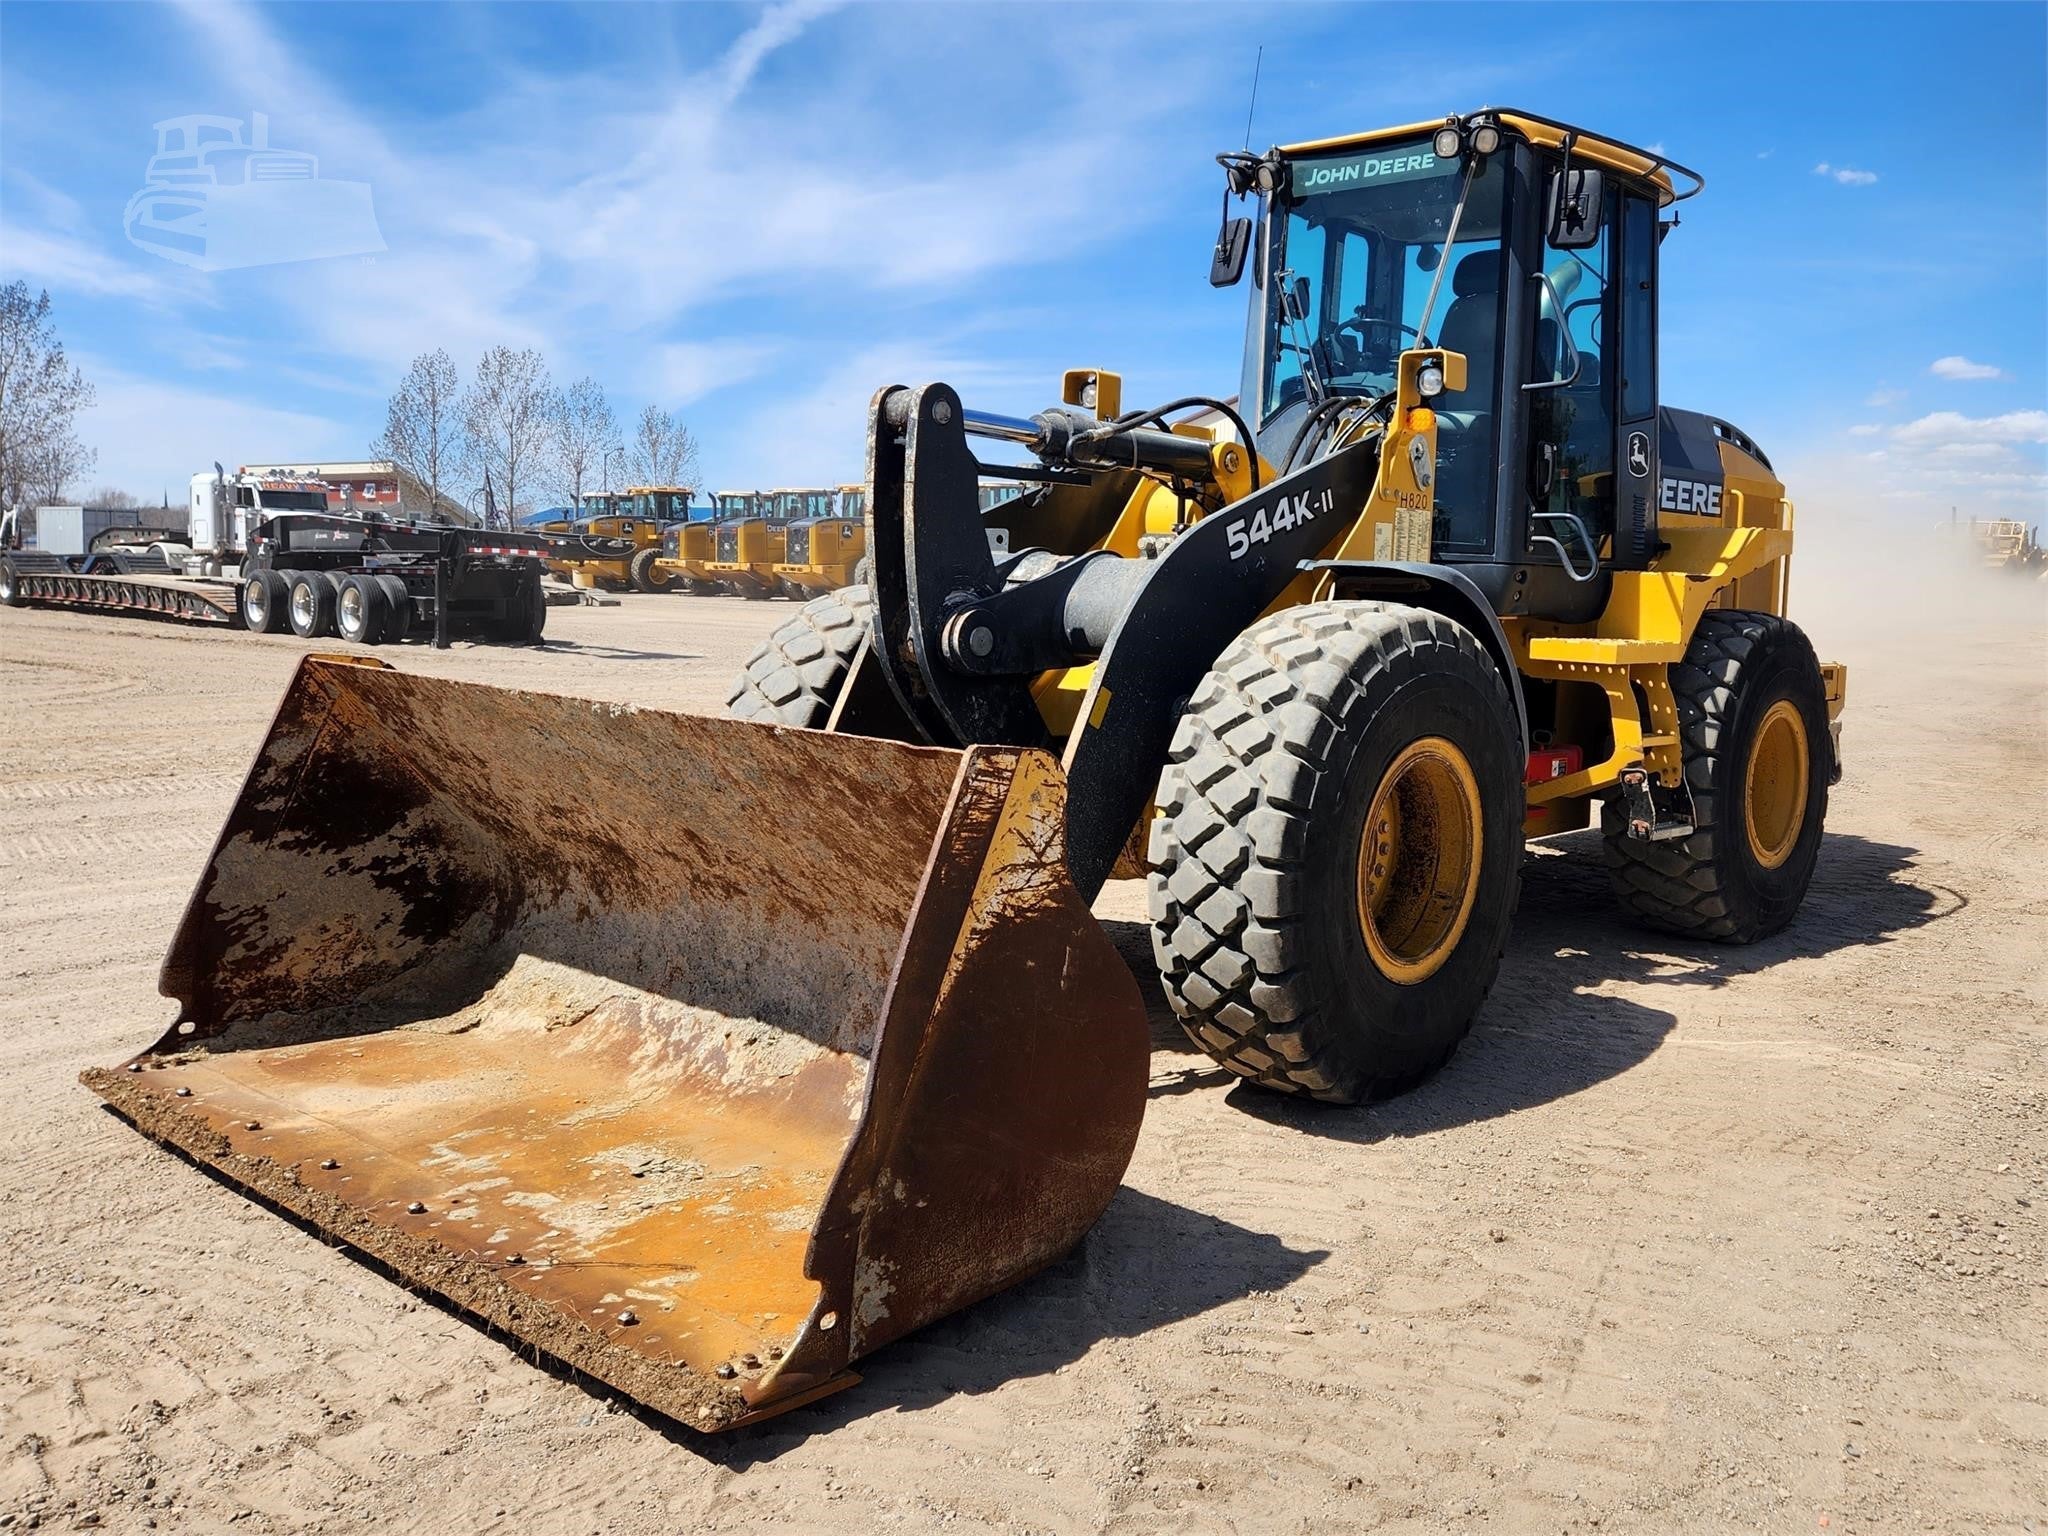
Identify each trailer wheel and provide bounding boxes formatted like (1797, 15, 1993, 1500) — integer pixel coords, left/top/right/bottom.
(286, 571, 337, 639)
(1148, 602, 1523, 1104)
(372, 575, 412, 643)
(490, 570, 546, 644)
(241, 571, 287, 632)
(521, 574, 547, 643)
(0, 559, 22, 609)
(335, 574, 389, 645)
(629, 547, 673, 593)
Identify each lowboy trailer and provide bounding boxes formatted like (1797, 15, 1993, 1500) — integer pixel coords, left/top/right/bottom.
(3, 511, 577, 649)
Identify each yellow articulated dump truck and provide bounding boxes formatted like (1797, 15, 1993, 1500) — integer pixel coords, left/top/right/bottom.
(772, 487, 867, 596)
(657, 489, 762, 592)
(703, 488, 834, 597)
(88, 108, 1844, 1431)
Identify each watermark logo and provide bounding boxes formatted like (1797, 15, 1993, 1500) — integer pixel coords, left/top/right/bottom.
(123, 112, 384, 272)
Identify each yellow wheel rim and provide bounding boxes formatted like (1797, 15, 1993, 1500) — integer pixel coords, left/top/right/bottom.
(1744, 698, 1809, 869)
(1355, 737, 1484, 986)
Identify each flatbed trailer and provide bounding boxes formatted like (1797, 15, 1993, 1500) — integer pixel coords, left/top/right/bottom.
(3, 511, 581, 648)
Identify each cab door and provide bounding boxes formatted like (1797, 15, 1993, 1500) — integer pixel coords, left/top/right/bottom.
(1522, 169, 1618, 612)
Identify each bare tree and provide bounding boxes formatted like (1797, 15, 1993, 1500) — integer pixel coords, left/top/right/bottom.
(0, 282, 96, 515)
(372, 348, 465, 521)
(461, 347, 556, 528)
(82, 485, 145, 510)
(628, 403, 701, 488)
(550, 376, 619, 508)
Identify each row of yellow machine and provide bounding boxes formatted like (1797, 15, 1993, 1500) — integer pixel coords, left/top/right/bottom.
(541, 482, 1028, 597)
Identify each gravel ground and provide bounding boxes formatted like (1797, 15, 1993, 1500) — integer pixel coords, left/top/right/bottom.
(1, 548, 2042, 1535)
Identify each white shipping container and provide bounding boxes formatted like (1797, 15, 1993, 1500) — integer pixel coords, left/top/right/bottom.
(35, 506, 86, 555)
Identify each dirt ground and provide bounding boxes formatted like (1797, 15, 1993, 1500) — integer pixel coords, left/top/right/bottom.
(2, 551, 2043, 1535)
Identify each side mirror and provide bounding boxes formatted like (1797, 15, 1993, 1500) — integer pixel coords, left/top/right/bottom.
(1547, 165, 1605, 249)
(1209, 216, 1251, 287)
(1280, 275, 1312, 324)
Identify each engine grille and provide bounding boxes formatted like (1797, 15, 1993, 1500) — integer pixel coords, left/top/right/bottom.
(784, 523, 812, 564)
(716, 524, 739, 563)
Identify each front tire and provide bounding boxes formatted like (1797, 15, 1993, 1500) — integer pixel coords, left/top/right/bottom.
(629, 547, 672, 593)
(727, 585, 873, 726)
(1147, 602, 1523, 1104)
(1603, 610, 1829, 942)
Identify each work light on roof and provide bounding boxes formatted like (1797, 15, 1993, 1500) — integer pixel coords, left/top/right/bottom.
(1470, 121, 1502, 156)
(1432, 124, 1463, 160)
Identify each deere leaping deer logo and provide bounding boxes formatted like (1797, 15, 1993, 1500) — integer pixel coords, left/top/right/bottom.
(1627, 431, 1651, 478)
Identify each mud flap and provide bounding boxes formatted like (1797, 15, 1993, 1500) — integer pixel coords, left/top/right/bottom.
(83, 656, 1147, 1430)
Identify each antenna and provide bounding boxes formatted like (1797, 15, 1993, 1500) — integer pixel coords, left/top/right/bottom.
(1241, 45, 1264, 151)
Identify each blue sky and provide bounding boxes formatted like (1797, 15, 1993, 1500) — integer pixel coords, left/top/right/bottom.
(2, 1, 2042, 520)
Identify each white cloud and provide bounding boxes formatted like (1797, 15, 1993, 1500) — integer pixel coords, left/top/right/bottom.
(1889, 410, 2048, 448)
(711, 338, 1046, 488)
(1834, 410, 2048, 514)
(1756, 148, 1775, 160)
(1846, 424, 1881, 437)
(1865, 386, 1906, 408)
(74, 359, 358, 497)
(1812, 162, 1879, 186)
(1929, 355, 2007, 381)
(639, 340, 783, 407)
(0, 227, 195, 305)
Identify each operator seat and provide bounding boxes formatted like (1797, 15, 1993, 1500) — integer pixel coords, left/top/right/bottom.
(1429, 249, 1503, 544)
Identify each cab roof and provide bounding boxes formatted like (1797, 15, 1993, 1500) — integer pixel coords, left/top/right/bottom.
(1280, 107, 1701, 208)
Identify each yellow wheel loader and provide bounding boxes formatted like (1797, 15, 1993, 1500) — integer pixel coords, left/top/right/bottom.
(548, 487, 695, 593)
(87, 109, 1844, 1432)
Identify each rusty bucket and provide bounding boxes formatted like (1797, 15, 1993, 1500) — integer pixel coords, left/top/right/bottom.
(83, 655, 1147, 1429)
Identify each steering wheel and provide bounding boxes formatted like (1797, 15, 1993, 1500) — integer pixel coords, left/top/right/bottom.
(1330, 312, 1423, 375)
(1337, 312, 1423, 344)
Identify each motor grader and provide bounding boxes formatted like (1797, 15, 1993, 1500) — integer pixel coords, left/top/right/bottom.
(87, 108, 1844, 1433)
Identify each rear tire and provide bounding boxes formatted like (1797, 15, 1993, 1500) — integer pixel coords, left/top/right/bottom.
(1603, 610, 1829, 942)
(372, 575, 412, 642)
(241, 570, 288, 633)
(490, 570, 546, 644)
(1147, 602, 1523, 1104)
(334, 573, 388, 645)
(0, 559, 21, 608)
(629, 547, 672, 593)
(726, 585, 873, 727)
(286, 571, 336, 638)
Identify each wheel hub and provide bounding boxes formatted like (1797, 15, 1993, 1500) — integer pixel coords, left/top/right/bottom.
(1743, 698, 1808, 869)
(1356, 737, 1483, 985)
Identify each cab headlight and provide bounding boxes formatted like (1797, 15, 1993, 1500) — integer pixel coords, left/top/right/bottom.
(1417, 361, 1446, 398)
(1432, 125, 1463, 160)
(1470, 122, 1502, 156)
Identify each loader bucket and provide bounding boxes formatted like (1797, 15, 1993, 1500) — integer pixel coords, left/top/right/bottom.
(83, 655, 1147, 1430)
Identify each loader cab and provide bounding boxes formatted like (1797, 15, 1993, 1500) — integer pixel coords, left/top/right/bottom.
(1239, 114, 1679, 622)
